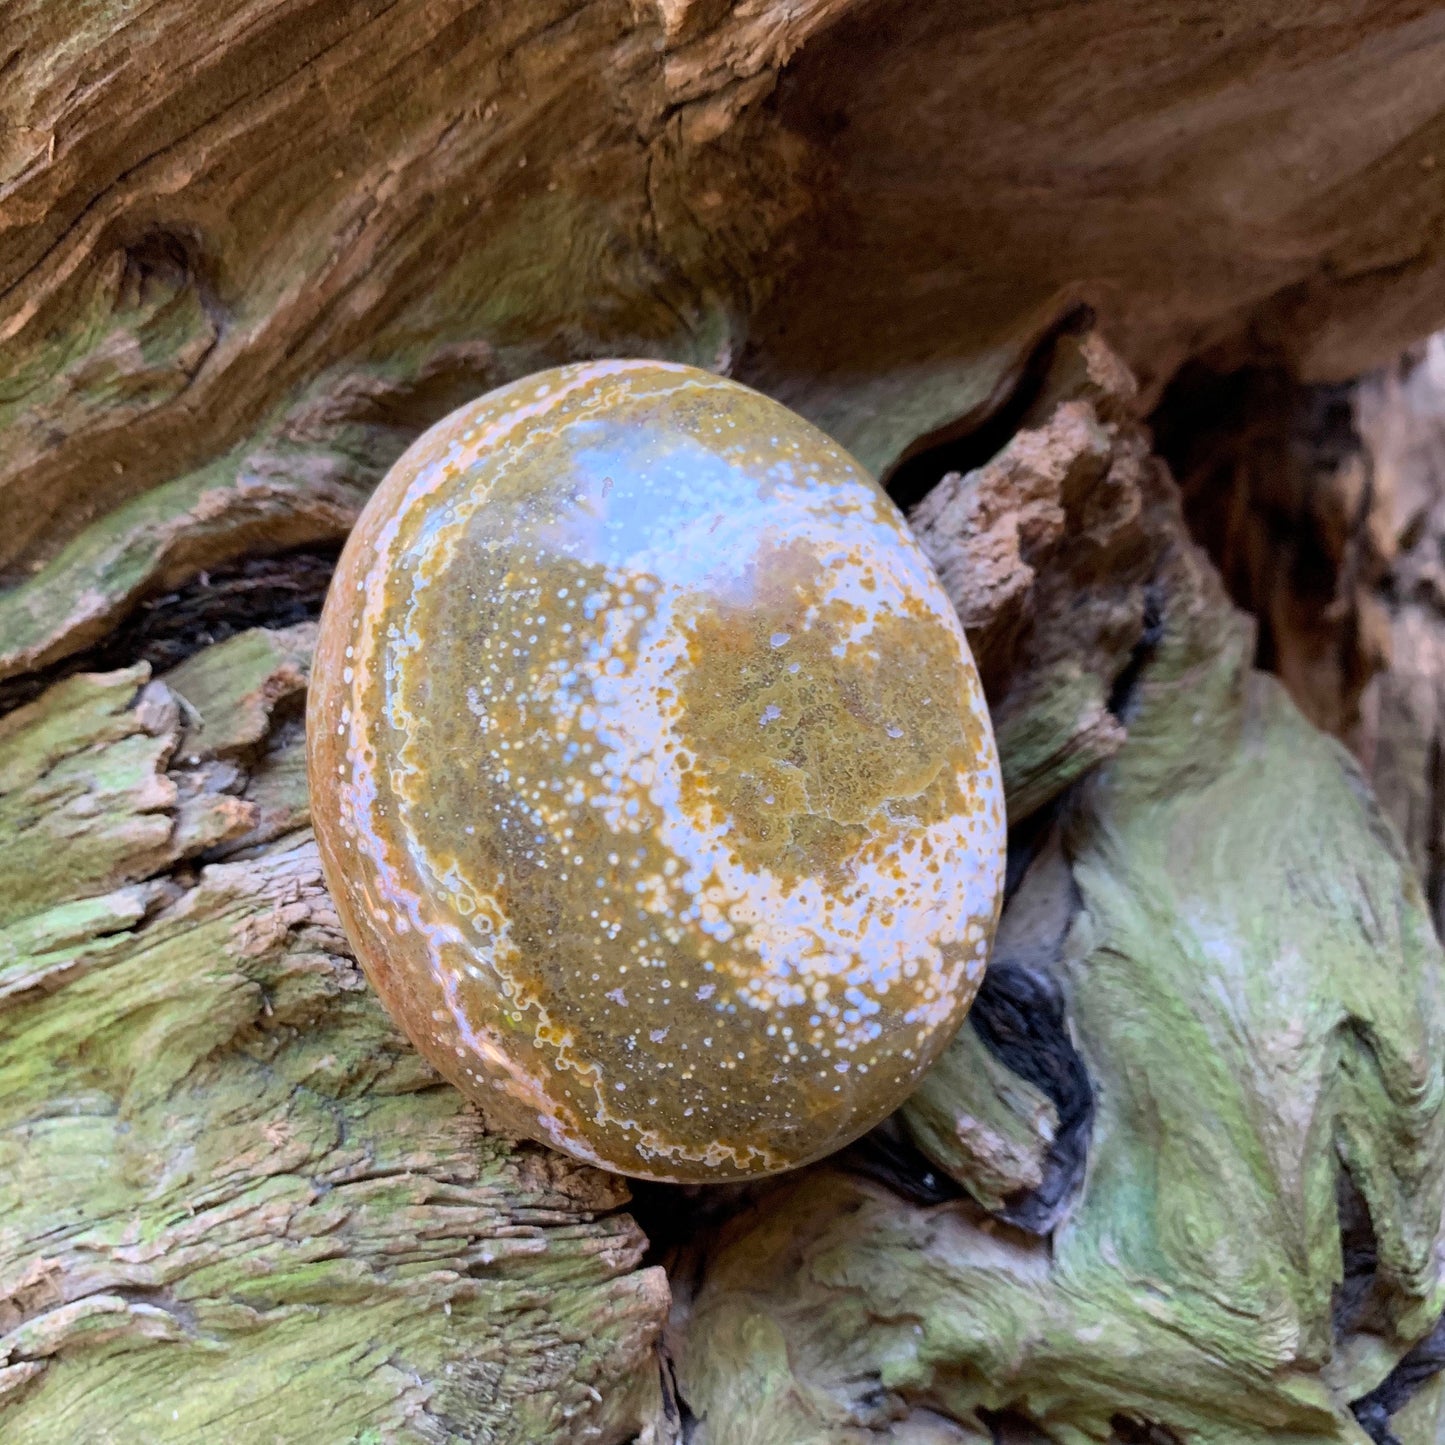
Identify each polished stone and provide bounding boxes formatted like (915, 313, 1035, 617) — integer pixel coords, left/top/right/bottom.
(308, 360, 1005, 1181)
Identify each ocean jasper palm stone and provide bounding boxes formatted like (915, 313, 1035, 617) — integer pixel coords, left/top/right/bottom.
(308, 360, 1005, 1182)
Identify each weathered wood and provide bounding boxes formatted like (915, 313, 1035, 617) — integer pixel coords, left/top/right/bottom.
(1156, 334, 1445, 956)
(7, 2, 1445, 692)
(8, 2, 1445, 1440)
(0, 640, 671, 1442)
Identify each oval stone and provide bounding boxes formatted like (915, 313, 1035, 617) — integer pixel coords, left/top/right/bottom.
(308, 360, 1005, 1181)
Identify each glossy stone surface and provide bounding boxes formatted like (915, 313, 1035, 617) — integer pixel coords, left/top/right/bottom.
(308, 360, 1005, 1181)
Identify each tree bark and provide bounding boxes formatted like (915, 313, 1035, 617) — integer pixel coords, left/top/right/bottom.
(6, 4, 1445, 1443)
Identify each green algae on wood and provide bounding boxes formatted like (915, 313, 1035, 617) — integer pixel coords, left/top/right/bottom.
(0, 665, 256, 926)
(0, 647, 670, 1445)
(309, 360, 1006, 1183)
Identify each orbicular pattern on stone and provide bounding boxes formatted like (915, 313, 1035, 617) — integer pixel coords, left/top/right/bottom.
(308, 361, 1005, 1181)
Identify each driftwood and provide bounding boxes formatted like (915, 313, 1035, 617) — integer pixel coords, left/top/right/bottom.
(7, 3, 1445, 1442)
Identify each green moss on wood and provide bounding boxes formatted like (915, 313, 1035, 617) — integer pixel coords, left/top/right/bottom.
(900, 1022, 1057, 1212)
(0, 642, 670, 1443)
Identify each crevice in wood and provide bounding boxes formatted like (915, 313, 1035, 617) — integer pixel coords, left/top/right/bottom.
(626, 1178, 765, 1275)
(839, 1115, 965, 1207)
(1002, 799, 1061, 905)
(0, 545, 338, 719)
(1109, 1414, 1183, 1445)
(964, 964, 1093, 1236)
(1334, 1160, 1382, 1342)
(882, 305, 1097, 514)
(116, 224, 228, 343)
(1428, 726, 1445, 934)
(1352, 1312, 1445, 1445)
(1104, 581, 1165, 726)
(1334, 1035, 1445, 1438)
(1149, 361, 1387, 745)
